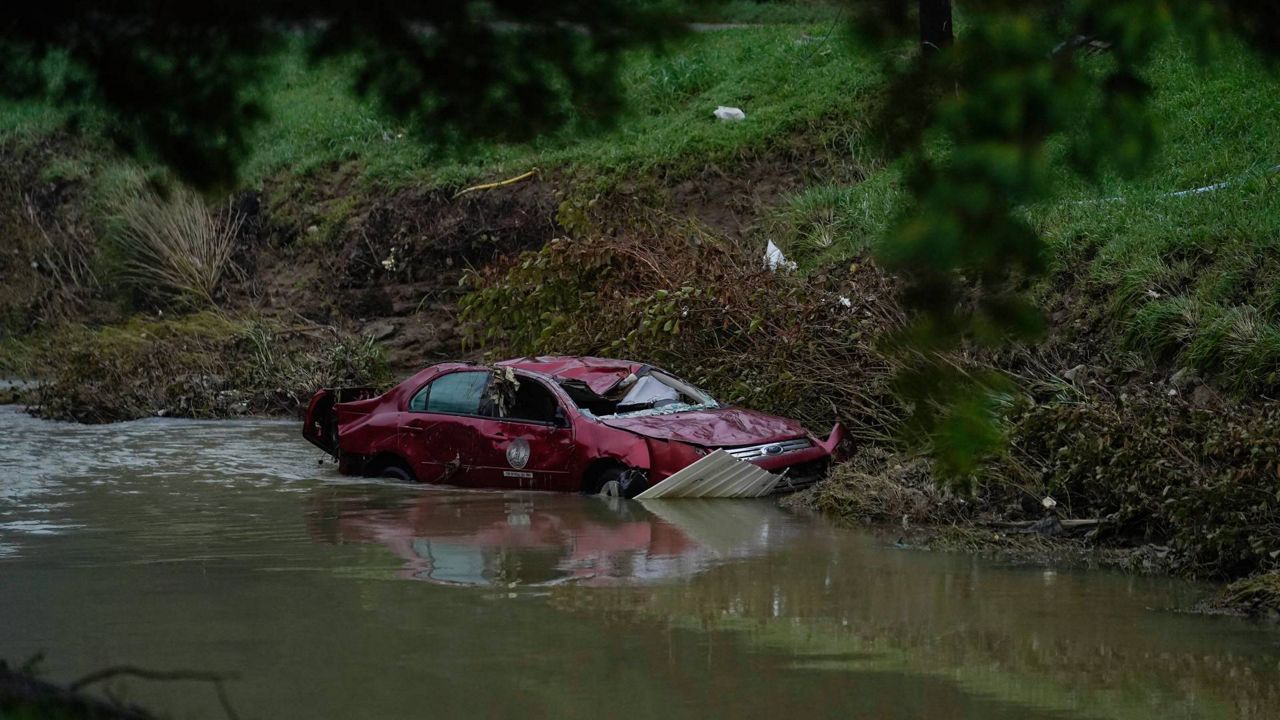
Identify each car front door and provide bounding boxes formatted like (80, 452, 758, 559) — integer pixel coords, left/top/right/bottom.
(398, 370, 492, 485)
(469, 375, 576, 490)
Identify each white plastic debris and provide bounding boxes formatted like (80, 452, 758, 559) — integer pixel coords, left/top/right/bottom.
(838, 296, 853, 308)
(1041, 496, 1058, 510)
(713, 106, 746, 122)
(764, 240, 797, 272)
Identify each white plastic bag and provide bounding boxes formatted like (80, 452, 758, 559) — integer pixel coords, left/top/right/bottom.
(713, 106, 746, 122)
(764, 240, 797, 272)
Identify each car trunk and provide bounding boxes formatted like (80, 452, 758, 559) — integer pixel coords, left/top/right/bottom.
(302, 387, 379, 455)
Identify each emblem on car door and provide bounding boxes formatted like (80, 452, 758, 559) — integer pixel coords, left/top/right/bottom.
(506, 439, 530, 469)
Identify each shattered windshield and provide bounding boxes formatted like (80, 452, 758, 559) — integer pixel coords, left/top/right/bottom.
(561, 369, 718, 419)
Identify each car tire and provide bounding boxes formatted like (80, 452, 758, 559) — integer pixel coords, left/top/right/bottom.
(379, 464, 415, 483)
(595, 467, 646, 499)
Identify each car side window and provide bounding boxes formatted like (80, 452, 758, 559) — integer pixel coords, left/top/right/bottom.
(410, 371, 490, 415)
(408, 384, 430, 412)
(503, 378, 563, 424)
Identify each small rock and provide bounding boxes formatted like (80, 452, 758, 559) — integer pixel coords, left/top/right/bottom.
(1062, 364, 1088, 383)
(1170, 367, 1201, 389)
(362, 321, 397, 342)
(1022, 514, 1064, 537)
(1190, 384, 1222, 410)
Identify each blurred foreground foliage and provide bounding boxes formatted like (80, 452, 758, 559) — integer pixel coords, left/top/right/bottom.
(840, 0, 1280, 479)
(0, 1, 698, 191)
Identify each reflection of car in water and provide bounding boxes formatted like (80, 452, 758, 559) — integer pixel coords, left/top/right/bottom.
(304, 356, 845, 498)
(306, 486, 797, 587)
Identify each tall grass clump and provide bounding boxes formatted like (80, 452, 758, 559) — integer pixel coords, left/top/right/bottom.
(114, 189, 243, 306)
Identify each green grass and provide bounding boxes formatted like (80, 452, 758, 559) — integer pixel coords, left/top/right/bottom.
(242, 25, 877, 189)
(1, 24, 877, 194)
(686, 0, 846, 24)
(1031, 40, 1280, 387)
(768, 37, 1280, 390)
(0, 102, 64, 145)
(768, 167, 904, 268)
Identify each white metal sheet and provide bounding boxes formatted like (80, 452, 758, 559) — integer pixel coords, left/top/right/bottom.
(634, 450, 780, 499)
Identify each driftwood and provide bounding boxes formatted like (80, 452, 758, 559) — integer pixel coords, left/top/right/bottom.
(1, 661, 240, 720)
(1, 662, 158, 720)
(985, 517, 1102, 538)
(987, 518, 1101, 530)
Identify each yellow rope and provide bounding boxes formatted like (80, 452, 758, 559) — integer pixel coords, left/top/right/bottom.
(451, 168, 538, 199)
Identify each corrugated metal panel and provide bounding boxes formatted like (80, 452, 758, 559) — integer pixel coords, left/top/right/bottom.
(634, 450, 780, 499)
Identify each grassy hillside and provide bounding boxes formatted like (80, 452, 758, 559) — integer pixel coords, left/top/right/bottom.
(773, 37, 1280, 391)
(0, 25, 873, 195)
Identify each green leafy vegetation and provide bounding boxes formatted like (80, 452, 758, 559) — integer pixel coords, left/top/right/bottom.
(0, 3, 707, 191)
(241, 25, 877, 189)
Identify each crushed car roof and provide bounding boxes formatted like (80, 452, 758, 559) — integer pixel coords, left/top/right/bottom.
(496, 356, 647, 395)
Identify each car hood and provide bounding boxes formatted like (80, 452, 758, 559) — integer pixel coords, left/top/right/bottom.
(601, 407, 805, 446)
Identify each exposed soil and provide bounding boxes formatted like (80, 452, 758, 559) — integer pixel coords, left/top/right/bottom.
(218, 139, 852, 375)
(661, 148, 857, 242)
(226, 172, 561, 373)
(0, 136, 107, 330)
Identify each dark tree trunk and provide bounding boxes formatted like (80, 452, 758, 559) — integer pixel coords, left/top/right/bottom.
(920, 0, 954, 50)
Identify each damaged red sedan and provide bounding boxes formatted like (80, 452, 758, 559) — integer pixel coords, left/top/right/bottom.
(304, 356, 844, 498)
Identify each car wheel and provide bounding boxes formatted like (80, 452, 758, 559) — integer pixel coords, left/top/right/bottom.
(379, 464, 414, 483)
(595, 467, 646, 499)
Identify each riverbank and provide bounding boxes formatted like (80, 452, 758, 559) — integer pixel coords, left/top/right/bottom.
(2, 24, 1279, 615)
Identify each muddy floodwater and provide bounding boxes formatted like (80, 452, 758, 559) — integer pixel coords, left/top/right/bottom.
(1, 407, 1277, 719)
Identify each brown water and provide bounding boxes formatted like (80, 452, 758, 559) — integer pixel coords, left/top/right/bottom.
(1, 406, 1277, 719)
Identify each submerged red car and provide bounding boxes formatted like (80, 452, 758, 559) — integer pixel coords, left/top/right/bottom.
(304, 356, 845, 498)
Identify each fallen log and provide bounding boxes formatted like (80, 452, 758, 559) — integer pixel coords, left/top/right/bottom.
(2, 660, 241, 720)
(0, 661, 158, 720)
(986, 518, 1101, 530)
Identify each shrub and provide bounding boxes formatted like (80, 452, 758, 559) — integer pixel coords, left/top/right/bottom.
(114, 190, 243, 306)
(994, 388, 1280, 579)
(796, 447, 964, 526)
(460, 232, 904, 442)
(1216, 571, 1280, 616)
(29, 314, 390, 422)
